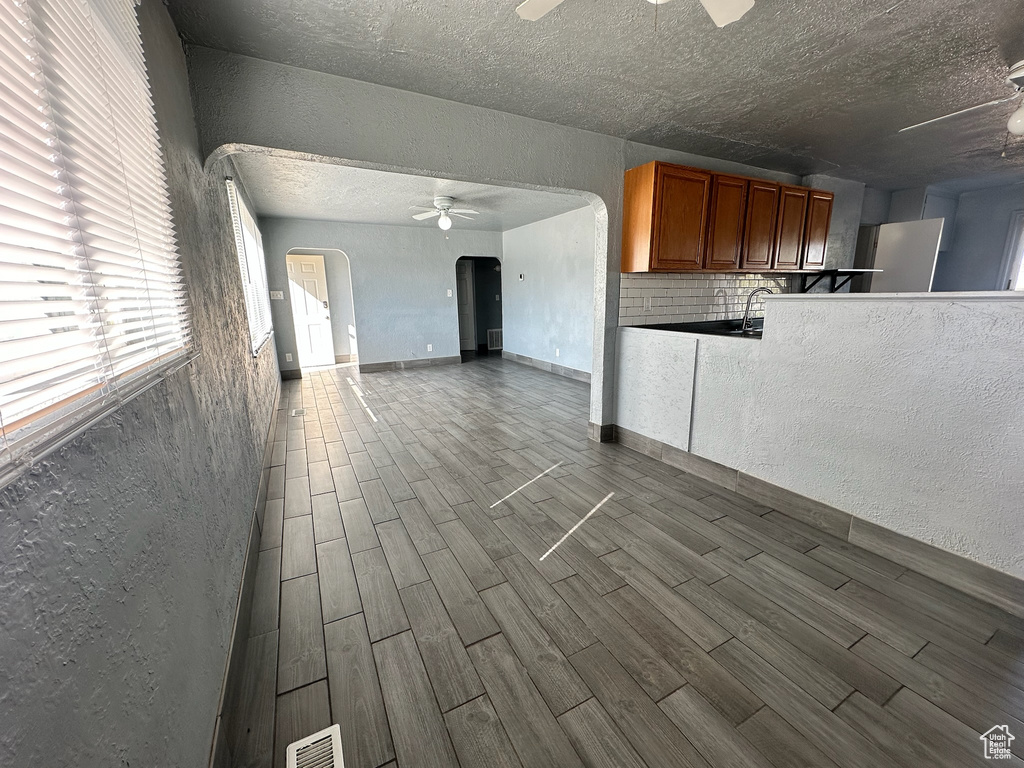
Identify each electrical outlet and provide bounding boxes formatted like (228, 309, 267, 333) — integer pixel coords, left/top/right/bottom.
(427, 344, 432, 352)
(447, 289, 452, 297)
(495, 294, 500, 301)
(556, 348, 559, 357)
(285, 353, 293, 362)
(643, 296, 653, 313)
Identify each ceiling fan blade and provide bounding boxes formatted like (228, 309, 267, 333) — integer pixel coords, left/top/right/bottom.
(699, 0, 754, 27)
(898, 94, 1021, 133)
(409, 205, 435, 211)
(412, 210, 440, 220)
(450, 208, 479, 215)
(515, 0, 568, 21)
(451, 213, 475, 220)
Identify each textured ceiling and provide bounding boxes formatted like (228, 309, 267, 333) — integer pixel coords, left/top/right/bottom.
(231, 153, 588, 230)
(166, 0, 1024, 189)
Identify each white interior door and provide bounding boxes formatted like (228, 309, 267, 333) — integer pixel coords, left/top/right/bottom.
(870, 219, 943, 293)
(287, 253, 336, 367)
(456, 259, 476, 351)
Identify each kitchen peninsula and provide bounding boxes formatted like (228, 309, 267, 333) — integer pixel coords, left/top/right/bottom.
(613, 291, 1024, 613)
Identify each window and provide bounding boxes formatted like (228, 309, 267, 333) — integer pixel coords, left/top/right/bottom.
(0, 0, 190, 479)
(225, 178, 273, 354)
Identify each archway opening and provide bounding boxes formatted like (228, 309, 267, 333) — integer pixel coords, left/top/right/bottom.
(455, 256, 503, 361)
(286, 247, 357, 370)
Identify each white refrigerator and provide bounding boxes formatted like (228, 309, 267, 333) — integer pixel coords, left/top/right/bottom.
(869, 218, 944, 293)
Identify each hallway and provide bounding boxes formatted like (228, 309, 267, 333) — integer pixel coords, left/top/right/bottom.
(232, 358, 1024, 768)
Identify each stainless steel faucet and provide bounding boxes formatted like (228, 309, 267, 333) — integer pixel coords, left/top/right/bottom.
(742, 287, 773, 332)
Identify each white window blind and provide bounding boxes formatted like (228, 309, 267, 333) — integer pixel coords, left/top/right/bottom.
(0, 0, 190, 477)
(226, 178, 272, 355)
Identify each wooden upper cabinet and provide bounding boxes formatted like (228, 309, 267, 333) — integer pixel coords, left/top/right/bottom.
(621, 162, 710, 272)
(620, 161, 832, 273)
(740, 180, 779, 270)
(802, 190, 834, 269)
(652, 165, 712, 271)
(774, 185, 809, 270)
(704, 175, 748, 270)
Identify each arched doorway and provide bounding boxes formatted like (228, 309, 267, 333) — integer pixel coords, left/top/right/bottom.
(455, 256, 502, 360)
(286, 247, 358, 369)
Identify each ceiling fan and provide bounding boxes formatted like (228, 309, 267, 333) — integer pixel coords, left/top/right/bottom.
(898, 59, 1024, 136)
(410, 196, 479, 230)
(516, 0, 755, 28)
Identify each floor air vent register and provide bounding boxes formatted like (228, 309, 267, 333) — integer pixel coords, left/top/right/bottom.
(286, 724, 344, 768)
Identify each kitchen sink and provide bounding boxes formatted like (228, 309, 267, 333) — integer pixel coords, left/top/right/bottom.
(641, 318, 763, 338)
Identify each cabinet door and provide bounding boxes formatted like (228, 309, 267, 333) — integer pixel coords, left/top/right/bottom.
(740, 180, 779, 270)
(774, 186, 809, 269)
(802, 190, 833, 269)
(652, 166, 712, 271)
(705, 175, 748, 270)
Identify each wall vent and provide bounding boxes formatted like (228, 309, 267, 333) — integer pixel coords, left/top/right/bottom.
(487, 328, 503, 350)
(290, 408, 306, 417)
(287, 724, 344, 768)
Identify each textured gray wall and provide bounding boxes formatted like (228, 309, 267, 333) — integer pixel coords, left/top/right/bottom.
(261, 217, 502, 369)
(933, 183, 1024, 291)
(0, 3, 280, 764)
(502, 207, 596, 373)
(861, 187, 892, 226)
(625, 140, 802, 185)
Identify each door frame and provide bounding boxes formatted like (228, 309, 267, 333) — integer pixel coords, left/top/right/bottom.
(998, 210, 1024, 290)
(286, 251, 336, 368)
(456, 257, 477, 352)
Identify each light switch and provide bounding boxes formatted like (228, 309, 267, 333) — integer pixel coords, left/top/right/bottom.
(495, 294, 500, 301)
(270, 290, 284, 300)
(447, 289, 453, 297)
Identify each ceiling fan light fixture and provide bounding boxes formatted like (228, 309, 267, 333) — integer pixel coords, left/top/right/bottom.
(1008, 104, 1024, 136)
(437, 211, 453, 230)
(698, 0, 754, 27)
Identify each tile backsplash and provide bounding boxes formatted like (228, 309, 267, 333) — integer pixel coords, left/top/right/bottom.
(619, 273, 796, 326)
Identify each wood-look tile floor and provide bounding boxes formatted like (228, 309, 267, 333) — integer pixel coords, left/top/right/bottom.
(231, 357, 1024, 768)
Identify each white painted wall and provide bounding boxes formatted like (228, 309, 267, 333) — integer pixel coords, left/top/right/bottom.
(502, 207, 595, 372)
(614, 328, 697, 450)
(934, 182, 1024, 291)
(261, 217, 501, 369)
(619, 294, 1024, 578)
